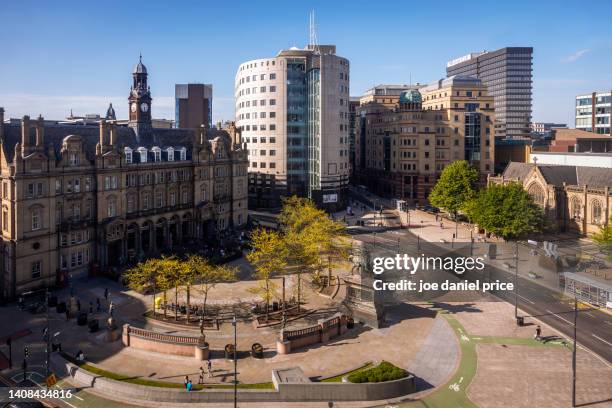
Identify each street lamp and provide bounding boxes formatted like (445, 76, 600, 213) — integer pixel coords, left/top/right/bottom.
(232, 314, 237, 408)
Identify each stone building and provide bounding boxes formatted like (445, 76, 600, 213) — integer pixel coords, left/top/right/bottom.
(0, 58, 248, 301)
(489, 162, 612, 236)
(354, 76, 494, 203)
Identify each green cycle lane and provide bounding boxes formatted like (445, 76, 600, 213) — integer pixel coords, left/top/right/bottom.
(396, 308, 569, 408)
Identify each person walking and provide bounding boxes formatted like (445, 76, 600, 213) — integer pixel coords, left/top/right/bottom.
(96, 298, 101, 312)
(207, 359, 212, 378)
(89, 302, 93, 314)
(76, 299, 81, 311)
(104, 288, 109, 302)
(534, 325, 542, 341)
(184, 375, 189, 389)
(199, 366, 205, 384)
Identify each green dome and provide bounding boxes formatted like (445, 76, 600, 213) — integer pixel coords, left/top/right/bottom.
(400, 89, 422, 104)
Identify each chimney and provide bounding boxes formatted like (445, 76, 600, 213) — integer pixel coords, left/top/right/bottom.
(99, 119, 107, 147)
(0, 107, 4, 139)
(199, 124, 206, 145)
(35, 115, 45, 148)
(21, 115, 31, 152)
(109, 121, 116, 146)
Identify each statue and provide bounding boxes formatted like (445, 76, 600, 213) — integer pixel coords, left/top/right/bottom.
(199, 315, 206, 340)
(349, 245, 372, 275)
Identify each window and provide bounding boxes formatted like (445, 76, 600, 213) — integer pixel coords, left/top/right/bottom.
(166, 147, 175, 161)
(179, 148, 187, 161)
(2, 207, 8, 230)
(69, 153, 79, 166)
(155, 191, 163, 208)
(270, 112, 276, 118)
(270, 99, 276, 106)
(269, 150, 276, 156)
(137, 147, 147, 163)
(169, 191, 176, 206)
(74, 179, 80, 193)
(107, 198, 117, 217)
(270, 124, 276, 131)
(270, 162, 276, 169)
(270, 73, 276, 79)
(125, 147, 133, 164)
(152, 147, 161, 162)
(269, 86, 276, 92)
(592, 201, 603, 224)
(127, 195, 135, 213)
(31, 261, 42, 279)
(31, 208, 41, 230)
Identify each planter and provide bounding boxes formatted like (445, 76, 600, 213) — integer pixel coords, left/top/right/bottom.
(56, 302, 67, 314)
(224, 344, 236, 360)
(251, 343, 264, 359)
(77, 312, 88, 326)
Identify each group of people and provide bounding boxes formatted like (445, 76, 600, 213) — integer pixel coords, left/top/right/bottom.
(184, 360, 213, 391)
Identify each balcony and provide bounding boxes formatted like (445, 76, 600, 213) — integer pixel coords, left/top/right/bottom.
(59, 217, 93, 231)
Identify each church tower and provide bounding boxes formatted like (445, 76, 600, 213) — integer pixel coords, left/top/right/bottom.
(128, 55, 153, 139)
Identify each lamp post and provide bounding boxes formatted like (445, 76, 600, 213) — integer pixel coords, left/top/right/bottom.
(45, 288, 51, 385)
(514, 240, 519, 320)
(572, 296, 578, 407)
(232, 315, 237, 408)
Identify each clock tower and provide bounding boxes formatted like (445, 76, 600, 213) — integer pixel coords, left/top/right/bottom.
(128, 55, 153, 139)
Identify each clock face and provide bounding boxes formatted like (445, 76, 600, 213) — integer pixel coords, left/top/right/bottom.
(130, 103, 137, 113)
(140, 103, 149, 113)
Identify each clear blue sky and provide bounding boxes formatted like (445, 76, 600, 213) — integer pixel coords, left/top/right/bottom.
(1, 0, 610, 126)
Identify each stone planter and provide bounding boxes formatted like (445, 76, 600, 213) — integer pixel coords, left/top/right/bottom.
(251, 343, 264, 359)
(195, 342, 210, 361)
(225, 343, 236, 360)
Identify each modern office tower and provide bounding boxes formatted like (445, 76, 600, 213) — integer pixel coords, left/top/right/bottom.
(235, 45, 350, 210)
(354, 76, 494, 202)
(446, 47, 533, 140)
(576, 91, 611, 136)
(348, 97, 360, 178)
(175, 83, 213, 129)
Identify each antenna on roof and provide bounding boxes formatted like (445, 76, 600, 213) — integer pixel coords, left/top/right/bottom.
(309, 10, 319, 54)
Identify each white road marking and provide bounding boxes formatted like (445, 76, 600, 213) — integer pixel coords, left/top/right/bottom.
(546, 309, 574, 326)
(517, 294, 535, 305)
(592, 334, 612, 347)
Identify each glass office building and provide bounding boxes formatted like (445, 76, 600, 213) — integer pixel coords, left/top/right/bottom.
(576, 92, 611, 136)
(446, 47, 533, 139)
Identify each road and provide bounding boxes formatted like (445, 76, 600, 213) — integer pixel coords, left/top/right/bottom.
(349, 224, 612, 364)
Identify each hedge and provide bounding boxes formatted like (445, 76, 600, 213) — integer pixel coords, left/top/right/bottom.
(347, 361, 408, 383)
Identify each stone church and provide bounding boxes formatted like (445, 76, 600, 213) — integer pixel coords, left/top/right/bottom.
(0, 58, 248, 301)
(489, 162, 612, 236)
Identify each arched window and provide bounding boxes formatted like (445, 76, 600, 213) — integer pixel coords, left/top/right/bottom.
(178, 147, 187, 161)
(528, 183, 545, 206)
(570, 197, 582, 220)
(591, 200, 603, 225)
(166, 147, 175, 161)
(152, 146, 161, 162)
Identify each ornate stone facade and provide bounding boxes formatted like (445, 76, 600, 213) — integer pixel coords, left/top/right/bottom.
(489, 162, 612, 236)
(0, 60, 248, 301)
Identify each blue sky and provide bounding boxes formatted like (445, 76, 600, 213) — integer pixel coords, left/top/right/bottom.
(1, 0, 610, 126)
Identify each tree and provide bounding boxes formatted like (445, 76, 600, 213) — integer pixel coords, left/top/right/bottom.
(186, 254, 237, 317)
(247, 228, 288, 321)
(124, 258, 162, 317)
(428, 160, 479, 219)
(592, 217, 612, 260)
(465, 182, 544, 240)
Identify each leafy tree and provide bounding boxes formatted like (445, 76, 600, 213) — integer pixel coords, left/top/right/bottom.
(465, 182, 544, 240)
(186, 254, 237, 317)
(124, 258, 162, 317)
(247, 228, 288, 321)
(428, 160, 479, 219)
(592, 217, 612, 260)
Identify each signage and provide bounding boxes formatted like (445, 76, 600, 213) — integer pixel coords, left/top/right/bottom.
(323, 194, 338, 203)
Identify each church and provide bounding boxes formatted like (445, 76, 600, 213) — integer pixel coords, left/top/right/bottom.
(0, 58, 248, 301)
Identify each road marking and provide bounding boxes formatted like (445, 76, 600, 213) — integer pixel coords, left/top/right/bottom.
(517, 294, 535, 305)
(546, 310, 574, 326)
(592, 334, 612, 347)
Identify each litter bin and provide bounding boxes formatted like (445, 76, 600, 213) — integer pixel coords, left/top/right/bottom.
(516, 316, 524, 326)
(56, 302, 67, 314)
(88, 319, 99, 333)
(77, 312, 88, 326)
(225, 344, 236, 360)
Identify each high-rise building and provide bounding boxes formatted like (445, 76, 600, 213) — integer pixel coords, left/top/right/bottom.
(446, 47, 533, 140)
(576, 91, 611, 136)
(235, 45, 350, 210)
(354, 76, 494, 202)
(175, 83, 213, 129)
(348, 97, 360, 178)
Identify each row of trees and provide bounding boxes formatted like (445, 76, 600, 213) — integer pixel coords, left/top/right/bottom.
(124, 254, 237, 321)
(428, 160, 544, 240)
(247, 196, 351, 320)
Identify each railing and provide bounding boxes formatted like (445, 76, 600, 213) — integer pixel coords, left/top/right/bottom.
(284, 325, 320, 341)
(127, 326, 200, 345)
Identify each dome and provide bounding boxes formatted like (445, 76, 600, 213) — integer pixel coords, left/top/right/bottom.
(133, 55, 147, 74)
(400, 89, 422, 104)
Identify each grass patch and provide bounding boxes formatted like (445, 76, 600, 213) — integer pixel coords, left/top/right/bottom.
(320, 362, 373, 382)
(347, 361, 408, 383)
(59, 352, 274, 390)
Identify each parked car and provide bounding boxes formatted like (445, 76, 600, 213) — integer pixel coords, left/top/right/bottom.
(423, 205, 440, 214)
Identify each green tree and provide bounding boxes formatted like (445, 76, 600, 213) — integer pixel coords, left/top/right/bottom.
(592, 217, 612, 259)
(186, 254, 237, 317)
(247, 228, 288, 321)
(465, 182, 544, 240)
(428, 160, 479, 220)
(124, 258, 162, 317)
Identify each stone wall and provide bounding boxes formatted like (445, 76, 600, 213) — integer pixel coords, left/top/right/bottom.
(277, 313, 348, 354)
(122, 324, 208, 360)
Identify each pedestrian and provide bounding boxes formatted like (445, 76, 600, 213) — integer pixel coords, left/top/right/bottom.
(76, 299, 81, 311)
(89, 302, 93, 314)
(207, 359, 212, 378)
(184, 375, 189, 389)
(199, 366, 205, 384)
(65, 308, 70, 320)
(104, 288, 109, 301)
(534, 325, 542, 341)
(96, 298, 101, 312)
(440, 222, 444, 229)
(186, 380, 193, 392)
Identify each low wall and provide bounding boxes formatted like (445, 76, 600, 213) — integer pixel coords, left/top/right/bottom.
(277, 313, 348, 354)
(122, 324, 208, 360)
(51, 354, 416, 403)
